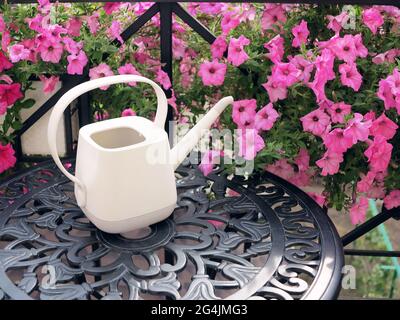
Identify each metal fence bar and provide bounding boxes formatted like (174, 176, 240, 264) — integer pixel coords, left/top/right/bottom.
(344, 249, 400, 257)
(159, 3, 174, 136)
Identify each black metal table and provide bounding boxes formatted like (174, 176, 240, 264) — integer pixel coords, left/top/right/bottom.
(0, 159, 343, 300)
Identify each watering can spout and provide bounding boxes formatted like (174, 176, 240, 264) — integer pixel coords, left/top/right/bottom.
(170, 96, 234, 170)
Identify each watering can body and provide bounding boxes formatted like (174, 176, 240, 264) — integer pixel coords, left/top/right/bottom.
(48, 75, 233, 234)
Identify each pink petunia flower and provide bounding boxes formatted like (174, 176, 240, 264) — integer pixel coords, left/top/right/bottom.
(0, 143, 17, 174)
(327, 12, 350, 35)
(227, 35, 250, 67)
(350, 197, 369, 225)
(344, 113, 372, 144)
(0, 83, 23, 108)
(237, 129, 265, 161)
(156, 68, 172, 90)
(221, 11, 241, 35)
(38, 39, 64, 63)
(232, 99, 257, 127)
(357, 171, 376, 193)
(384, 190, 400, 210)
(271, 62, 300, 87)
(198, 3, 225, 15)
(1, 30, 11, 53)
(103, 2, 122, 15)
(86, 13, 100, 34)
(300, 108, 331, 137)
(66, 17, 82, 37)
(291, 20, 309, 48)
(295, 148, 310, 171)
(198, 60, 226, 86)
(364, 135, 393, 173)
(0, 51, 13, 72)
(199, 150, 222, 176)
(0, 14, 5, 32)
(362, 7, 384, 34)
(121, 108, 136, 117)
(309, 49, 335, 102)
(211, 36, 227, 60)
(378, 78, 397, 111)
(39, 75, 59, 94)
(118, 63, 141, 86)
(261, 4, 287, 31)
(339, 63, 362, 91)
(289, 55, 314, 83)
(67, 50, 88, 75)
(63, 37, 83, 55)
(369, 113, 398, 140)
(316, 150, 344, 176)
(254, 103, 279, 132)
(264, 35, 285, 64)
(353, 34, 368, 58)
(262, 78, 288, 103)
(107, 21, 124, 44)
(324, 128, 354, 153)
(332, 35, 358, 63)
(8, 44, 30, 63)
(327, 101, 351, 123)
(89, 63, 114, 90)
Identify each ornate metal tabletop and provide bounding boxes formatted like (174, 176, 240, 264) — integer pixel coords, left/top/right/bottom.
(0, 159, 343, 300)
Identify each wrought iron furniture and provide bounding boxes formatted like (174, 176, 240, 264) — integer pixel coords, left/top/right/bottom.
(1, 0, 399, 293)
(0, 159, 343, 300)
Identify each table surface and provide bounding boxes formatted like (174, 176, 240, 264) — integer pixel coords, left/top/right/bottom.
(0, 159, 343, 300)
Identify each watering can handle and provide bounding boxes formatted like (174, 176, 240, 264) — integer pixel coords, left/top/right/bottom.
(47, 75, 168, 206)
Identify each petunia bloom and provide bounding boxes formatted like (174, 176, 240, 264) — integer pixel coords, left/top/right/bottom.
(155, 69, 172, 90)
(237, 129, 265, 161)
(198, 60, 226, 86)
(0, 143, 17, 174)
(291, 20, 309, 48)
(0, 83, 23, 108)
(384, 190, 400, 210)
(316, 150, 344, 176)
(118, 63, 141, 86)
(0, 51, 13, 72)
(89, 63, 114, 90)
(232, 99, 257, 127)
(67, 50, 88, 75)
(339, 63, 362, 91)
(227, 35, 250, 67)
(369, 113, 398, 140)
(300, 108, 331, 137)
(362, 7, 384, 34)
(39, 75, 59, 94)
(350, 197, 369, 225)
(324, 128, 354, 153)
(38, 40, 64, 63)
(327, 102, 352, 123)
(344, 113, 372, 144)
(254, 103, 279, 132)
(364, 135, 393, 173)
(211, 36, 227, 60)
(8, 44, 30, 63)
(121, 108, 136, 117)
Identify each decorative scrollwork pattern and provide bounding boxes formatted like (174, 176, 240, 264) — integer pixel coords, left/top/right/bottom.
(0, 160, 343, 300)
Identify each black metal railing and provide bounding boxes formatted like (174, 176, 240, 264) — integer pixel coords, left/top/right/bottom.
(2, 0, 400, 290)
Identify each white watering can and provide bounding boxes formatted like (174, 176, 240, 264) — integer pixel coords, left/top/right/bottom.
(48, 75, 233, 234)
